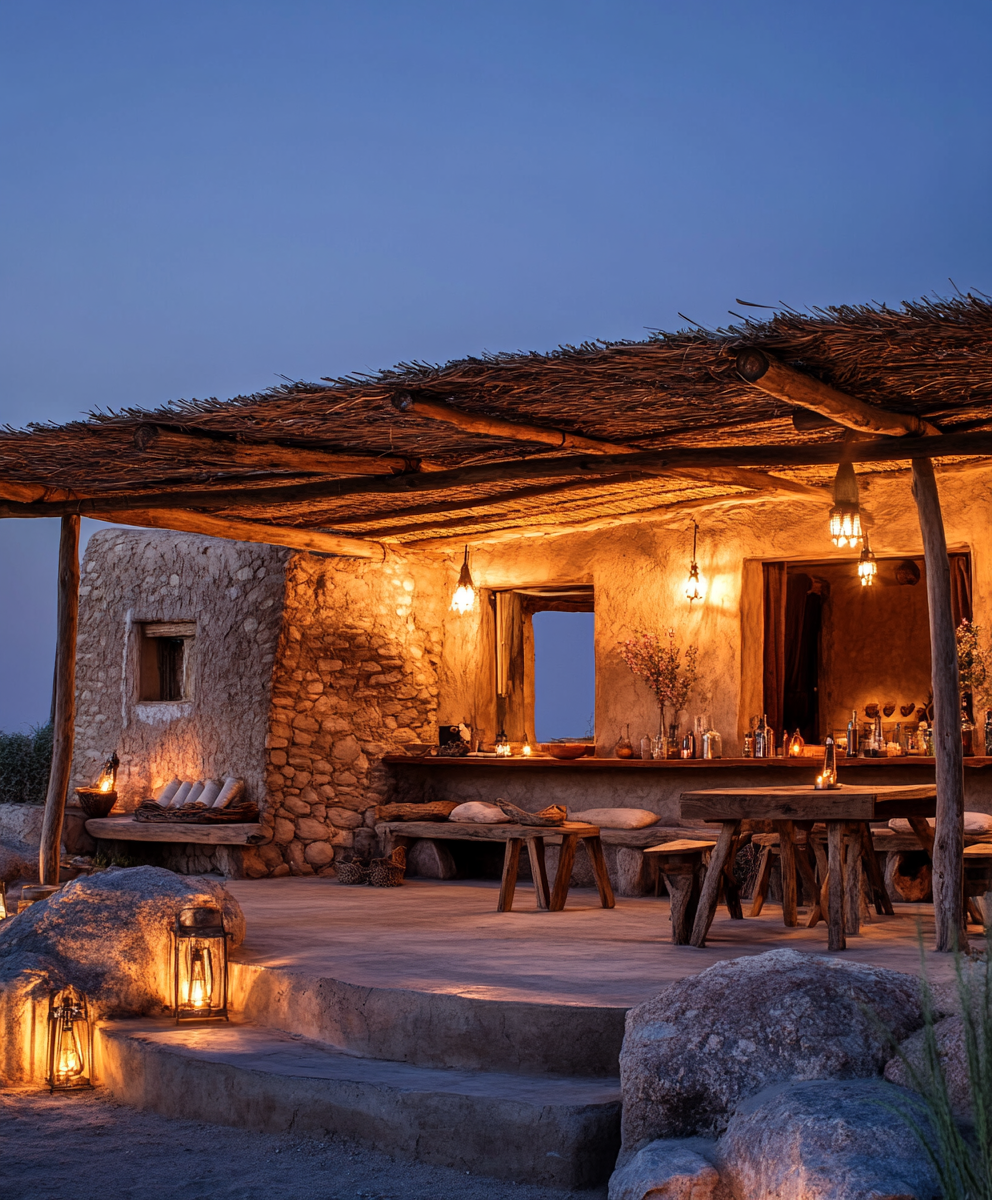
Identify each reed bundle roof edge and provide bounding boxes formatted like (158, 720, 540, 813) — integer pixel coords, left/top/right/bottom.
(2, 293, 990, 545)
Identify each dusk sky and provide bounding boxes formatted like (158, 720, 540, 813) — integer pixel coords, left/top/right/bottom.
(1, 2, 990, 731)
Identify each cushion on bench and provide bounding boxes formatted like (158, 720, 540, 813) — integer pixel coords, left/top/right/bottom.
(569, 807, 659, 829)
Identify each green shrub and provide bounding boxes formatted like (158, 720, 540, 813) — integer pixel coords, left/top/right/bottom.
(0, 722, 54, 805)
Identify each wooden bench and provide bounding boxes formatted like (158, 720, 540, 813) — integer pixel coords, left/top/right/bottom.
(375, 820, 615, 912)
(85, 815, 263, 844)
(643, 839, 717, 943)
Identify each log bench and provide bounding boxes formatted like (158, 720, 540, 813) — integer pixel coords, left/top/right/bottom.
(84, 815, 264, 844)
(375, 820, 615, 912)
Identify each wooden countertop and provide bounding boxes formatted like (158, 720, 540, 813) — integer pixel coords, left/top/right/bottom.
(383, 754, 992, 770)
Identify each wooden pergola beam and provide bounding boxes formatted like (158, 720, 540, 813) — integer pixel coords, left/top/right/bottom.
(736, 350, 941, 438)
(394, 392, 825, 498)
(94, 509, 387, 560)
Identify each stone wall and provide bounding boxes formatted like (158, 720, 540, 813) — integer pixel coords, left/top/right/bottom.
(255, 550, 443, 878)
(70, 529, 288, 810)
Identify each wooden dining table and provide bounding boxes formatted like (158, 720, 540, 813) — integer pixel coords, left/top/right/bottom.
(679, 783, 938, 950)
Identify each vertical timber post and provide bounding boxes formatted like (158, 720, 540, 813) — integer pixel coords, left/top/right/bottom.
(911, 458, 965, 951)
(39, 516, 80, 886)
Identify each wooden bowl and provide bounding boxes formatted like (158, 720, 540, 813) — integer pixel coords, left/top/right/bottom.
(547, 744, 590, 760)
(75, 787, 118, 818)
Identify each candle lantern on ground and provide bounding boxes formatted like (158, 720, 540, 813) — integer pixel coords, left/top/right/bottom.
(47, 986, 93, 1092)
(173, 907, 229, 1022)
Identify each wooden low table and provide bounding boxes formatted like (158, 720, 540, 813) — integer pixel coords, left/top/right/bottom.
(375, 820, 616, 913)
(680, 783, 937, 951)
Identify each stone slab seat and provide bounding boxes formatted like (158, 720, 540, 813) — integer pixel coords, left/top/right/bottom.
(85, 815, 264, 844)
(96, 1018, 621, 1188)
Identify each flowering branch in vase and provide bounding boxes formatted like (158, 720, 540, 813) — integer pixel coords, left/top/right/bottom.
(618, 628, 700, 733)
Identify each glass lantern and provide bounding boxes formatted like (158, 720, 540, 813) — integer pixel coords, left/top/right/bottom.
(173, 907, 229, 1022)
(787, 729, 805, 757)
(47, 986, 94, 1092)
(494, 728, 511, 757)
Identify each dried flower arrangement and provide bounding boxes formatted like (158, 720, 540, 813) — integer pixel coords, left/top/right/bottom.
(957, 619, 991, 712)
(618, 627, 700, 734)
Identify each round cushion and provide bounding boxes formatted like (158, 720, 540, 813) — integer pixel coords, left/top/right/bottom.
(569, 807, 659, 829)
(449, 801, 511, 824)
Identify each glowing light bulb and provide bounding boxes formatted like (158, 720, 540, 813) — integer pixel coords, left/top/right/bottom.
(56, 1026, 83, 1080)
(186, 948, 211, 1009)
(858, 535, 877, 587)
(450, 547, 476, 614)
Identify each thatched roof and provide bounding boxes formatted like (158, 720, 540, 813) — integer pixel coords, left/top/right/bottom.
(2, 294, 990, 548)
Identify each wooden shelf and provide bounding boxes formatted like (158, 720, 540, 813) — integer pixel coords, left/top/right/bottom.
(383, 754, 990, 770)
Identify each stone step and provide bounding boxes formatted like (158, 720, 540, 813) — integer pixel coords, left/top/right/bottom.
(229, 960, 627, 1078)
(97, 1019, 621, 1188)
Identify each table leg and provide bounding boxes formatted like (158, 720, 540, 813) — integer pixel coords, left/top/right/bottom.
(773, 820, 798, 928)
(549, 834, 578, 911)
(498, 839, 522, 912)
(844, 828, 862, 935)
(583, 836, 616, 909)
(690, 821, 740, 948)
(749, 846, 774, 917)
(908, 816, 935, 857)
(858, 822, 894, 915)
(721, 832, 744, 920)
(527, 836, 550, 910)
(661, 857, 701, 944)
(827, 821, 846, 951)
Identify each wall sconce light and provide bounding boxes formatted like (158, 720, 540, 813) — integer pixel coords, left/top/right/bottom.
(450, 547, 477, 614)
(829, 462, 863, 548)
(173, 907, 230, 1022)
(685, 521, 706, 604)
(94, 751, 119, 793)
(858, 534, 877, 587)
(47, 986, 93, 1092)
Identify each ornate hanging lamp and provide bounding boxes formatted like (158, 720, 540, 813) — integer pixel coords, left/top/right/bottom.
(684, 521, 706, 604)
(829, 462, 863, 548)
(450, 547, 477, 614)
(858, 533, 877, 587)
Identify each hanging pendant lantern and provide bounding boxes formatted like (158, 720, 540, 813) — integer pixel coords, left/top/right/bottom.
(858, 534, 877, 587)
(47, 986, 94, 1092)
(173, 907, 230, 1022)
(684, 521, 706, 604)
(828, 462, 863, 548)
(450, 547, 477, 614)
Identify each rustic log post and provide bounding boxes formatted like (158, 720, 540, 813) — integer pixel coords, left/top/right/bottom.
(39, 515, 80, 885)
(911, 457, 965, 951)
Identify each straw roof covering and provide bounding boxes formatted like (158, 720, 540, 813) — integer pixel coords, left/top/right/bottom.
(2, 293, 990, 549)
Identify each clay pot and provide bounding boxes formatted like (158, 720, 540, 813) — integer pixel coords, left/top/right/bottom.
(75, 788, 118, 818)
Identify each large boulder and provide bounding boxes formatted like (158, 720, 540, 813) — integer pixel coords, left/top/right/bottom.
(620, 949, 924, 1151)
(885, 1012, 972, 1119)
(718, 1079, 939, 1199)
(0, 866, 244, 1085)
(608, 1139, 727, 1200)
(0, 839, 35, 885)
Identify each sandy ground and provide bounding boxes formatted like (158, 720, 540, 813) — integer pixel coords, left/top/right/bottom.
(0, 1089, 605, 1200)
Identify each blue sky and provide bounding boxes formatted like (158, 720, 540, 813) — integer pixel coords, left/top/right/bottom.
(1, 1, 990, 729)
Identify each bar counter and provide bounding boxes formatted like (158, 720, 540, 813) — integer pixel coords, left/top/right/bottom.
(383, 754, 992, 822)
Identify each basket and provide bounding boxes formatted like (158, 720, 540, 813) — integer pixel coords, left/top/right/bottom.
(75, 788, 118, 819)
(368, 846, 407, 888)
(336, 859, 370, 885)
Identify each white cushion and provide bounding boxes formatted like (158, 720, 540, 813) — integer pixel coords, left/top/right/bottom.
(184, 781, 205, 806)
(155, 778, 181, 807)
(198, 779, 222, 807)
(449, 801, 511, 824)
(169, 781, 193, 808)
(212, 777, 245, 808)
(889, 813, 992, 835)
(570, 807, 659, 829)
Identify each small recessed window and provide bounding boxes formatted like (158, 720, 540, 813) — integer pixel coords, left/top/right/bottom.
(139, 622, 195, 702)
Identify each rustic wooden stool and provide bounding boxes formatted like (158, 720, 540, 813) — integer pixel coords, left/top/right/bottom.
(643, 839, 716, 944)
(501, 823, 616, 913)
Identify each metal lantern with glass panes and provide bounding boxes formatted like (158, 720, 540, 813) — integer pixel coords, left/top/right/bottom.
(828, 462, 864, 548)
(47, 986, 94, 1092)
(857, 534, 877, 587)
(173, 907, 229, 1022)
(494, 727, 511, 757)
(450, 546, 477, 614)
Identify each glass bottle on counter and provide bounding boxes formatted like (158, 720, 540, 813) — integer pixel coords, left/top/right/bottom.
(985, 710, 992, 757)
(962, 704, 976, 757)
(846, 710, 859, 757)
(822, 734, 838, 785)
(702, 727, 723, 759)
(743, 719, 756, 758)
(680, 729, 696, 759)
(753, 717, 765, 758)
(640, 736, 652, 761)
(615, 725, 634, 759)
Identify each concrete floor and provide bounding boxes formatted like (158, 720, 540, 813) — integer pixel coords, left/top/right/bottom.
(226, 877, 978, 1008)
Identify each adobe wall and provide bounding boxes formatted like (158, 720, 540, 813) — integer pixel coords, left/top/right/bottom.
(255, 550, 443, 877)
(70, 529, 288, 812)
(437, 464, 992, 761)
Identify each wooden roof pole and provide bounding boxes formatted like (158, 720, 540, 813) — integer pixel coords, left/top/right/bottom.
(912, 457, 966, 950)
(39, 515, 79, 886)
(94, 510, 387, 561)
(393, 393, 826, 499)
(735, 350, 941, 437)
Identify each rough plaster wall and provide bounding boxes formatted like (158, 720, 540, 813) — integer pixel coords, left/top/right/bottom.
(70, 529, 287, 811)
(257, 551, 442, 878)
(438, 465, 992, 760)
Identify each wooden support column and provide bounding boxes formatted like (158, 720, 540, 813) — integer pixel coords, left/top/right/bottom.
(911, 457, 966, 951)
(39, 515, 80, 885)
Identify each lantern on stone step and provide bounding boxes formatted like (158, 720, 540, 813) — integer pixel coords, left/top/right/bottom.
(173, 907, 229, 1022)
(47, 985, 94, 1092)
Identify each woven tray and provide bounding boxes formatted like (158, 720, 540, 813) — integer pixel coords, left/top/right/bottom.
(133, 800, 259, 824)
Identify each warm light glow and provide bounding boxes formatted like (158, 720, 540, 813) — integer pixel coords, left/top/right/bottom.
(56, 1026, 83, 1080)
(94, 751, 119, 793)
(183, 948, 212, 1009)
(829, 505, 863, 548)
(450, 547, 476, 614)
(47, 987, 91, 1091)
(522, 744, 532, 757)
(858, 536, 877, 587)
(788, 730, 805, 757)
(684, 521, 706, 603)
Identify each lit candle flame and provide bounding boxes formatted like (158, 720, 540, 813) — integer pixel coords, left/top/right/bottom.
(57, 1027, 83, 1079)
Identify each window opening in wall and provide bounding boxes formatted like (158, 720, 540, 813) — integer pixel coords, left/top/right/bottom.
(492, 585, 594, 744)
(139, 622, 196, 702)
